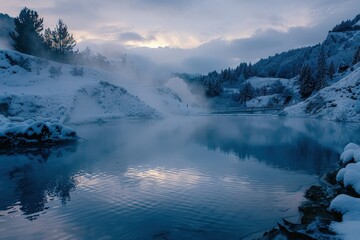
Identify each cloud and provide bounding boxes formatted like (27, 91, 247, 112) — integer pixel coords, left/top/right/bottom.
(119, 32, 146, 42)
(2, 0, 360, 74)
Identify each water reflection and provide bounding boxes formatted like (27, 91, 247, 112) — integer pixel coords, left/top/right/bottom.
(125, 167, 203, 186)
(193, 116, 355, 175)
(0, 145, 78, 220)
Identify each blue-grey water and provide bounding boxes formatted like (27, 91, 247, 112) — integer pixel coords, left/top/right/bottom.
(1, 115, 360, 240)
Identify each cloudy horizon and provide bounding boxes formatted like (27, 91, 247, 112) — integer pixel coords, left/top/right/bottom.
(2, 0, 360, 73)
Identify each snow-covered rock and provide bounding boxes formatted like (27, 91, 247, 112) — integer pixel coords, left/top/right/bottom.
(0, 116, 77, 147)
(330, 194, 360, 240)
(340, 143, 360, 163)
(330, 143, 360, 240)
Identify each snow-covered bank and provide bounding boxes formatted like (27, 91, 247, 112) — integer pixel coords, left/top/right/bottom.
(0, 115, 77, 147)
(330, 143, 360, 240)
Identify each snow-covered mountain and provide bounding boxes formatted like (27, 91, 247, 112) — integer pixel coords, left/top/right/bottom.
(253, 15, 360, 79)
(178, 14, 360, 122)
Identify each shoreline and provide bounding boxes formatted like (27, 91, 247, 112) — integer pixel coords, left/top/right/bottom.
(257, 143, 360, 240)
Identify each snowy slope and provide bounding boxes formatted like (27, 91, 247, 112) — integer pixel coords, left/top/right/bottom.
(284, 65, 360, 122)
(0, 50, 160, 123)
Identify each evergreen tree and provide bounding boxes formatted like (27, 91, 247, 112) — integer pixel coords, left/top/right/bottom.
(237, 82, 255, 104)
(204, 76, 223, 97)
(299, 64, 315, 99)
(46, 19, 76, 58)
(315, 46, 327, 91)
(328, 61, 335, 79)
(238, 74, 246, 83)
(10, 7, 45, 56)
(352, 47, 360, 65)
(246, 63, 254, 78)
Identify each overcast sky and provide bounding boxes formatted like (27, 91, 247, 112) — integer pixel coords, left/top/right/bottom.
(2, 0, 360, 73)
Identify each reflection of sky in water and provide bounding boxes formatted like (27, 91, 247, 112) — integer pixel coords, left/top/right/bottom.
(1, 115, 360, 239)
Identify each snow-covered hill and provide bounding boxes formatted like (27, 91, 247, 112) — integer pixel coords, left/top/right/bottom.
(254, 28, 360, 80)
(284, 64, 360, 122)
(0, 50, 164, 123)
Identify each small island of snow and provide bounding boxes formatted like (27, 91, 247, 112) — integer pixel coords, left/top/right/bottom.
(0, 115, 78, 147)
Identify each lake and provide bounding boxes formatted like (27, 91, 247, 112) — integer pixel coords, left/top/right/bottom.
(1, 115, 360, 239)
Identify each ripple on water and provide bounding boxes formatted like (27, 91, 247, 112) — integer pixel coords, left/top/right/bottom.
(1, 116, 351, 239)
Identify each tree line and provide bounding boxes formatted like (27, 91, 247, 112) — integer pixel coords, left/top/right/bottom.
(189, 42, 360, 102)
(331, 14, 360, 32)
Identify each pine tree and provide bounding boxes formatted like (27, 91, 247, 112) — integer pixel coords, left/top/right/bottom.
(352, 47, 360, 65)
(10, 7, 45, 56)
(237, 82, 255, 104)
(46, 19, 76, 58)
(315, 46, 327, 91)
(299, 64, 315, 99)
(328, 61, 335, 79)
(247, 63, 254, 78)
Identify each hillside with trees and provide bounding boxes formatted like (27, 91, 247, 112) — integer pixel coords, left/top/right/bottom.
(179, 13, 360, 111)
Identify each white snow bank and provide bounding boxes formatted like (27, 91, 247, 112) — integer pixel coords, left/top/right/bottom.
(330, 143, 360, 240)
(0, 116, 77, 147)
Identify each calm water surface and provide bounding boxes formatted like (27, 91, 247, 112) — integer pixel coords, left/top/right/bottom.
(1, 115, 360, 239)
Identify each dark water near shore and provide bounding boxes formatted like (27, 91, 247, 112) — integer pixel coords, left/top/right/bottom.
(1, 115, 360, 239)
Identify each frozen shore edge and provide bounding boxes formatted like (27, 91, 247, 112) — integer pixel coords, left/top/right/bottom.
(257, 143, 360, 240)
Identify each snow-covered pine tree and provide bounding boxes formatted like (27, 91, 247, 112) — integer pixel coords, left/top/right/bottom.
(45, 19, 76, 59)
(10, 8, 46, 56)
(315, 46, 327, 91)
(299, 64, 315, 99)
(352, 47, 360, 65)
(237, 82, 255, 104)
(328, 61, 335, 79)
